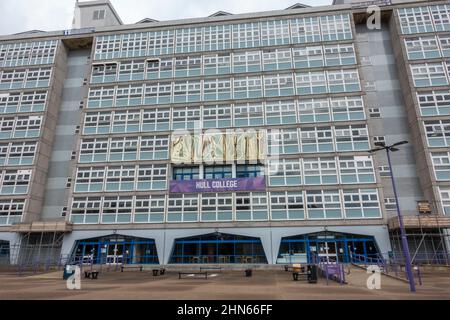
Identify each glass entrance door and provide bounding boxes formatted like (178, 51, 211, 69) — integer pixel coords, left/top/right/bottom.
(106, 243, 124, 265)
(317, 241, 338, 263)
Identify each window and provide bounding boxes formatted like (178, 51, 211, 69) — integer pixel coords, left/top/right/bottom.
(296, 71, 327, 95)
(234, 103, 264, 127)
(0, 40, 57, 67)
(121, 33, 147, 58)
(379, 166, 391, 177)
(293, 46, 324, 68)
(306, 189, 342, 219)
(384, 198, 397, 211)
(203, 25, 232, 51)
(327, 69, 361, 93)
(94, 35, 121, 60)
(173, 167, 200, 181)
(105, 166, 136, 191)
(264, 74, 294, 97)
(430, 5, 450, 32)
(369, 108, 381, 118)
(334, 125, 369, 151)
(6, 141, 37, 165)
(417, 90, 450, 116)
(0, 169, 32, 195)
(174, 55, 202, 77)
(146, 57, 173, 79)
(236, 164, 263, 178)
(263, 48, 293, 71)
(144, 82, 172, 105)
(0, 91, 47, 114)
(115, 84, 143, 107)
(267, 158, 301, 186)
(204, 166, 232, 179)
(343, 189, 381, 218)
(173, 80, 201, 103)
(235, 192, 268, 221)
(175, 28, 203, 53)
(102, 196, 133, 224)
(373, 136, 386, 144)
(172, 105, 200, 129)
(83, 112, 112, 135)
(405, 36, 440, 60)
(167, 194, 199, 222)
(0, 198, 25, 225)
(320, 14, 353, 41)
(300, 126, 334, 153)
(148, 30, 175, 56)
(233, 51, 261, 73)
(431, 152, 450, 181)
(202, 104, 232, 128)
(111, 110, 140, 133)
(74, 167, 105, 192)
(203, 78, 232, 101)
(93, 10, 106, 20)
(290, 17, 321, 44)
(268, 128, 300, 155)
(134, 195, 166, 223)
(0, 92, 21, 114)
(323, 43, 356, 66)
(201, 193, 233, 221)
(398, 7, 433, 34)
(424, 120, 450, 147)
(298, 98, 331, 123)
(265, 100, 297, 125)
(87, 86, 115, 109)
(70, 197, 102, 224)
(330, 96, 365, 121)
(118, 60, 145, 81)
(136, 164, 167, 190)
(0, 117, 14, 140)
(439, 35, 450, 57)
(25, 67, 52, 88)
(261, 20, 290, 46)
(270, 191, 305, 220)
(109, 137, 138, 162)
(411, 63, 448, 87)
(142, 107, 170, 132)
(303, 157, 338, 185)
(203, 53, 231, 75)
(79, 138, 108, 163)
(232, 23, 261, 49)
(0, 69, 26, 90)
(140, 135, 169, 160)
(438, 186, 450, 215)
(339, 156, 376, 184)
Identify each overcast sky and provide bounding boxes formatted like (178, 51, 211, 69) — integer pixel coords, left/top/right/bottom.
(0, 0, 332, 35)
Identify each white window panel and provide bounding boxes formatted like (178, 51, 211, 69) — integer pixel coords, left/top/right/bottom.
(234, 102, 264, 127)
(323, 43, 356, 66)
(74, 167, 105, 193)
(320, 14, 353, 41)
(168, 194, 199, 222)
(290, 17, 321, 44)
(430, 5, 450, 32)
(0, 198, 25, 225)
(334, 124, 369, 152)
(405, 36, 440, 60)
(201, 193, 233, 221)
(265, 100, 297, 125)
(306, 189, 342, 219)
(118, 60, 145, 82)
(397, 7, 434, 34)
(202, 104, 232, 129)
(235, 192, 268, 221)
(70, 197, 101, 224)
(343, 189, 381, 218)
(424, 120, 450, 147)
(339, 156, 376, 184)
(140, 135, 169, 160)
(330, 96, 365, 121)
(268, 128, 300, 155)
(303, 157, 338, 185)
(417, 90, 450, 116)
(148, 30, 175, 56)
(203, 25, 232, 51)
(105, 165, 136, 192)
(172, 106, 201, 130)
(83, 112, 112, 135)
(111, 110, 141, 134)
(270, 191, 305, 221)
(300, 126, 334, 153)
(411, 63, 448, 87)
(327, 69, 361, 93)
(136, 164, 167, 190)
(438, 186, 450, 215)
(79, 138, 108, 163)
(134, 195, 166, 223)
(87, 86, 115, 109)
(232, 23, 261, 49)
(264, 74, 295, 98)
(233, 51, 262, 73)
(267, 158, 302, 186)
(296, 71, 327, 95)
(175, 27, 203, 53)
(102, 196, 133, 224)
(203, 78, 232, 101)
(292, 45, 324, 68)
(0, 169, 32, 195)
(121, 33, 148, 58)
(431, 152, 450, 181)
(142, 107, 171, 132)
(298, 98, 331, 123)
(109, 137, 138, 162)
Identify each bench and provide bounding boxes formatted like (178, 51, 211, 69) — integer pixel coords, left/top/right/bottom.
(84, 271, 99, 279)
(120, 265, 144, 273)
(179, 272, 208, 279)
(292, 272, 308, 281)
(200, 267, 222, 273)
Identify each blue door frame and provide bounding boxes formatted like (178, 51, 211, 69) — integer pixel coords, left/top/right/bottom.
(279, 236, 380, 264)
(72, 239, 159, 265)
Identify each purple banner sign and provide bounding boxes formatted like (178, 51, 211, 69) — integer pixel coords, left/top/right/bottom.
(170, 177, 266, 193)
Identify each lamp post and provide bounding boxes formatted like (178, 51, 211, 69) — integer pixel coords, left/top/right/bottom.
(370, 140, 416, 292)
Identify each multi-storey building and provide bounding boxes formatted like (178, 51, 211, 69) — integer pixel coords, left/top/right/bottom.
(0, 0, 449, 266)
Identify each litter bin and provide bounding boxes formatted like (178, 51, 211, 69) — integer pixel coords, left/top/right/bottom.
(63, 265, 76, 280)
(245, 269, 252, 277)
(152, 269, 159, 276)
(307, 265, 318, 284)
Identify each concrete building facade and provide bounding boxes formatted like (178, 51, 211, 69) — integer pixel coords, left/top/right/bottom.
(0, 0, 449, 266)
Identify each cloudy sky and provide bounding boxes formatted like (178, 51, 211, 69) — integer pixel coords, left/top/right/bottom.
(0, 0, 332, 35)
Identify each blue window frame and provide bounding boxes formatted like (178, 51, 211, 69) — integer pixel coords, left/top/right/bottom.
(204, 166, 232, 179)
(236, 164, 264, 178)
(173, 166, 200, 180)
